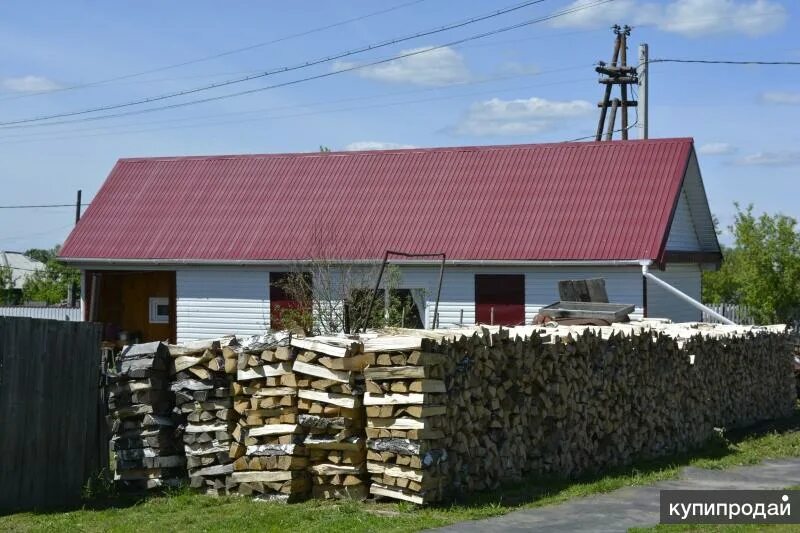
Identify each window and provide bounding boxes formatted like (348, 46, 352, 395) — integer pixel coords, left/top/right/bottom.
(344, 288, 424, 333)
(148, 297, 170, 324)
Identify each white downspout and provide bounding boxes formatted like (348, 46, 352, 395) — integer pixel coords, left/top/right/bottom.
(641, 262, 735, 325)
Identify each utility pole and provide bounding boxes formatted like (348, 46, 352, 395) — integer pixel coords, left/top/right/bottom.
(638, 43, 649, 139)
(75, 189, 82, 224)
(595, 25, 638, 141)
(70, 189, 82, 307)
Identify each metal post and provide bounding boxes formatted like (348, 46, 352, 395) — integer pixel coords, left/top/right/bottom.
(638, 43, 649, 139)
(75, 189, 82, 224)
(490, 306, 495, 326)
(642, 273, 648, 318)
(71, 189, 82, 307)
(363, 252, 389, 333)
(433, 256, 445, 329)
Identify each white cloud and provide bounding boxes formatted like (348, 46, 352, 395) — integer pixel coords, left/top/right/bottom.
(344, 141, 417, 151)
(551, 0, 658, 29)
(735, 150, 800, 166)
(2, 75, 61, 93)
(453, 96, 593, 137)
(494, 62, 540, 76)
(762, 91, 800, 105)
(552, 0, 786, 37)
(334, 46, 471, 86)
(698, 142, 736, 155)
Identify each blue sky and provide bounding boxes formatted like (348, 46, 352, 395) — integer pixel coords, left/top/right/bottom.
(1, 0, 798, 251)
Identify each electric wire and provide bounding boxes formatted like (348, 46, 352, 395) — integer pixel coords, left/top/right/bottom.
(0, 204, 82, 209)
(650, 59, 800, 66)
(0, 0, 430, 103)
(0, 66, 592, 143)
(0, 77, 591, 145)
(0, 0, 553, 126)
(0, 0, 615, 130)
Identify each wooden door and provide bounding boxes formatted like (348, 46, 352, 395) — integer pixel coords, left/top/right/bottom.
(475, 274, 525, 326)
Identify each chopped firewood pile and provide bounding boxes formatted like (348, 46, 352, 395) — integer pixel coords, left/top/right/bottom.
(107, 321, 794, 504)
(108, 342, 184, 489)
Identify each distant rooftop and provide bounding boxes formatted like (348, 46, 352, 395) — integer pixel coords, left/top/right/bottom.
(1, 251, 44, 289)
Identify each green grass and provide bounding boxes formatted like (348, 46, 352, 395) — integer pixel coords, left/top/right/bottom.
(3, 411, 800, 533)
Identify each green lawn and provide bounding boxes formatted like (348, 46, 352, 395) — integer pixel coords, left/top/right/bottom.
(3, 411, 800, 533)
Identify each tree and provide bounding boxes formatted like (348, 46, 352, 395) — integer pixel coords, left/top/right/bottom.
(24, 248, 56, 264)
(272, 262, 423, 335)
(703, 205, 800, 324)
(22, 245, 80, 305)
(0, 265, 16, 304)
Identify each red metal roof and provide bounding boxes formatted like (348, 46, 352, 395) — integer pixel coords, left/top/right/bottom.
(60, 138, 696, 263)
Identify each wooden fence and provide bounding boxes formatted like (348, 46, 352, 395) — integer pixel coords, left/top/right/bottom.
(0, 317, 105, 512)
(702, 304, 755, 325)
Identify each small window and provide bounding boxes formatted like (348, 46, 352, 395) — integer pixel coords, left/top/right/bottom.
(149, 297, 170, 324)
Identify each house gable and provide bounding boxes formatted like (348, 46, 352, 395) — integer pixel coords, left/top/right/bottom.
(663, 148, 721, 265)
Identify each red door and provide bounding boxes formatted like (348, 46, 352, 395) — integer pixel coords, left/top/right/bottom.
(269, 272, 311, 330)
(475, 274, 525, 326)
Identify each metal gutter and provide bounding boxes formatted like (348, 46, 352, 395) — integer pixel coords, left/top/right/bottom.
(59, 257, 652, 269)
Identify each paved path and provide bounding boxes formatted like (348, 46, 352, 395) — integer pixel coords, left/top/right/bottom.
(432, 458, 800, 533)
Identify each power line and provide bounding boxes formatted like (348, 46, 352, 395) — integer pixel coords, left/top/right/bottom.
(0, 77, 591, 146)
(650, 59, 800, 66)
(0, 0, 615, 130)
(0, 65, 591, 143)
(0, 0, 552, 127)
(0, 0, 429, 103)
(0, 204, 90, 209)
(565, 115, 639, 143)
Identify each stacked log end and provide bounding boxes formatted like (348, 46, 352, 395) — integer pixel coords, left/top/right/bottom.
(291, 338, 370, 500)
(108, 341, 185, 490)
(364, 346, 448, 505)
(170, 338, 237, 496)
(228, 340, 309, 502)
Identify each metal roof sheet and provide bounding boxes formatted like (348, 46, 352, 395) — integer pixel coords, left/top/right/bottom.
(1, 251, 44, 289)
(60, 138, 697, 263)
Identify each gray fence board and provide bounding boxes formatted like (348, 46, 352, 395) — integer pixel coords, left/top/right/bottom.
(0, 317, 104, 512)
(0, 306, 81, 321)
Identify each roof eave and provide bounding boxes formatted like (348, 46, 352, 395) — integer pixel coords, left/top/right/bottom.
(60, 257, 656, 269)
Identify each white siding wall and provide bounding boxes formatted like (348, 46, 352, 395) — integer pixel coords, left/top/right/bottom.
(398, 266, 649, 328)
(665, 190, 702, 251)
(174, 263, 704, 340)
(646, 263, 702, 322)
(176, 269, 271, 343)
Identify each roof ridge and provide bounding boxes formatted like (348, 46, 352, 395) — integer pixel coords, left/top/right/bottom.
(117, 137, 694, 163)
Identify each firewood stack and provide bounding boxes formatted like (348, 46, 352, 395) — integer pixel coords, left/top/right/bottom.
(363, 342, 449, 505)
(108, 341, 185, 490)
(431, 324, 794, 500)
(227, 337, 310, 502)
(290, 337, 371, 500)
(169, 338, 238, 496)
